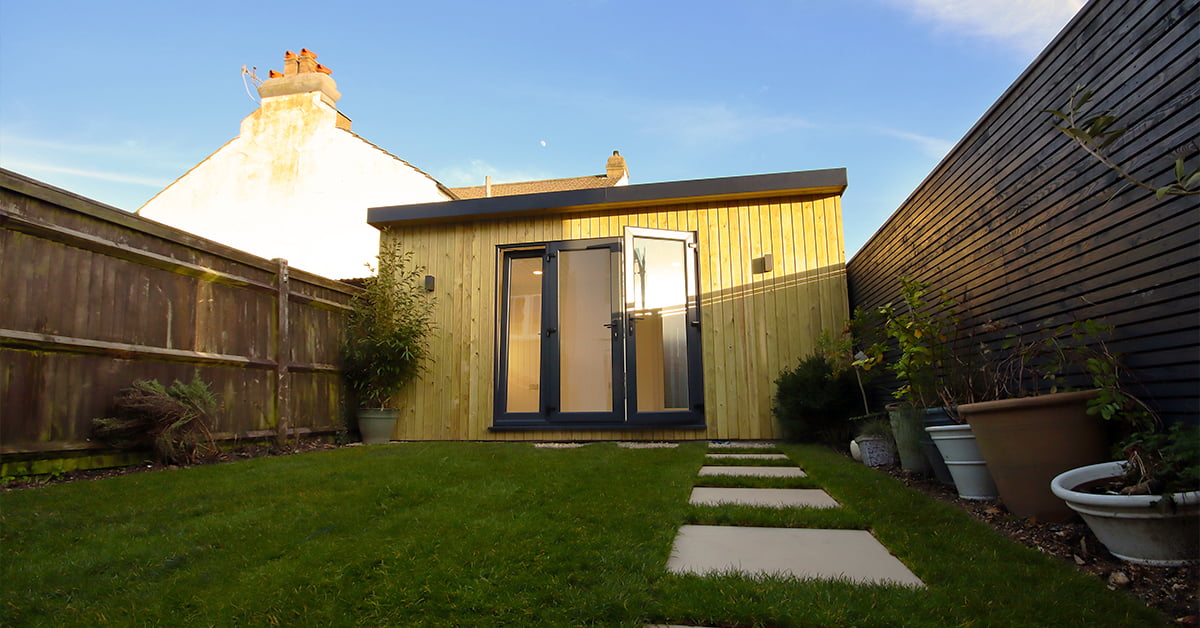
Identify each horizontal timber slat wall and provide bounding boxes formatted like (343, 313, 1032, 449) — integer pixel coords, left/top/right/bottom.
(846, 0, 1199, 422)
(383, 193, 848, 441)
(0, 169, 357, 471)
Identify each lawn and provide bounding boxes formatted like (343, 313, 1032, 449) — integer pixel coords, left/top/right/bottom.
(0, 442, 1167, 627)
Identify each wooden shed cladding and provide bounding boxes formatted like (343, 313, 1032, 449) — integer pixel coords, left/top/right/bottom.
(0, 169, 356, 467)
(382, 193, 848, 441)
(846, 0, 1198, 421)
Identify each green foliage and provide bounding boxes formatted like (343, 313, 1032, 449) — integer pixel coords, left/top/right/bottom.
(771, 353, 861, 446)
(1045, 85, 1198, 198)
(341, 235, 436, 408)
(91, 375, 219, 465)
(1120, 422, 1200, 496)
(877, 278, 962, 409)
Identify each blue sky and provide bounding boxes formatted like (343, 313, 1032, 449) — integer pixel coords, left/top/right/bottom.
(0, 0, 1083, 258)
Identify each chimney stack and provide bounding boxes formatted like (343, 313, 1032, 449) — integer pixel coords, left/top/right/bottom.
(606, 150, 628, 181)
(258, 48, 342, 108)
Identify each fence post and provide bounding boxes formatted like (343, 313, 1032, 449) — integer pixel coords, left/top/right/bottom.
(274, 258, 291, 447)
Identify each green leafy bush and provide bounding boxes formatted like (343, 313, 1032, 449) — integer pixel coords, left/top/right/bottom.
(91, 375, 219, 465)
(341, 237, 436, 409)
(772, 353, 861, 446)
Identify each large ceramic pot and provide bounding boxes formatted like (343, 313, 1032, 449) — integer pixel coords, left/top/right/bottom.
(887, 404, 930, 474)
(357, 408, 399, 444)
(959, 390, 1107, 522)
(926, 424, 998, 500)
(1051, 461, 1200, 565)
(921, 408, 956, 485)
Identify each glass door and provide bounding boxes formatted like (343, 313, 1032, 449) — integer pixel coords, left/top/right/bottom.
(494, 231, 702, 429)
(623, 227, 704, 425)
(542, 239, 624, 423)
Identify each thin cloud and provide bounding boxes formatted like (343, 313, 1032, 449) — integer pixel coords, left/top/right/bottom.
(875, 127, 955, 159)
(643, 102, 812, 147)
(438, 159, 555, 188)
(882, 0, 1084, 56)
(0, 160, 171, 188)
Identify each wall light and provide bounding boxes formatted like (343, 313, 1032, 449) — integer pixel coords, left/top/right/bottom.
(424, 275, 436, 291)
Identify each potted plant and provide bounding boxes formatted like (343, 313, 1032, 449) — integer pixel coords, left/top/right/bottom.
(850, 414, 896, 468)
(341, 237, 435, 444)
(877, 278, 961, 477)
(957, 319, 1142, 521)
(1051, 422, 1200, 564)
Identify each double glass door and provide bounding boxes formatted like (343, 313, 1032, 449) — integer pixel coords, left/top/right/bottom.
(496, 228, 703, 428)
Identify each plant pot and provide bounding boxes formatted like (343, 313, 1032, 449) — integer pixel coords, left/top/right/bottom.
(959, 390, 1107, 522)
(854, 436, 895, 467)
(1051, 461, 1200, 566)
(357, 408, 399, 444)
(886, 404, 930, 474)
(921, 407, 956, 485)
(926, 424, 999, 500)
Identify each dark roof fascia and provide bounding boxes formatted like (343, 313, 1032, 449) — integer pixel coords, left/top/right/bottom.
(368, 168, 847, 228)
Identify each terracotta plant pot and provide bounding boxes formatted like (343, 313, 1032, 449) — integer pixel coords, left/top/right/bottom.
(1052, 461, 1200, 565)
(959, 390, 1107, 522)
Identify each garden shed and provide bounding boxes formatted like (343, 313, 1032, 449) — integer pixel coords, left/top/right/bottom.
(367, 168, 849, 441)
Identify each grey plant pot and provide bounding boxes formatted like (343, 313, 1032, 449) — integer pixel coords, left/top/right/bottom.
(1051, 461, 1200, 566)
(926, 424, 998, 500)
(357, 408, 399, 444)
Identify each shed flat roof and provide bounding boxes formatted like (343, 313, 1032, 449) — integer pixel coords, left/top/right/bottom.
(368, 168, 846, 228)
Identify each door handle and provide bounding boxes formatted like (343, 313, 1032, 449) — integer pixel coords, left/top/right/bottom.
(546, 327, 556, 336)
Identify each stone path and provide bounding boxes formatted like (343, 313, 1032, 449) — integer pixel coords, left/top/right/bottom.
(665, 444, 924, 587)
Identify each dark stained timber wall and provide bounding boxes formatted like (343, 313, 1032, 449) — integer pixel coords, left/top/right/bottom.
(846, 0, 1199, 422)
(0, 169, 358, 474)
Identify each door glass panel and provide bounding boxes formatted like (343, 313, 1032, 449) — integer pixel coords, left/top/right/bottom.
(629, 237, 688, 411)
(559, 248, 613, 412)
(504, 256, 542, 413)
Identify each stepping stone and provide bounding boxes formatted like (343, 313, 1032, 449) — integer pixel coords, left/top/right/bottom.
(706, 453, 789, 460)
(618, 442, 679, 449)
(667, 525, 924, 587)
(698, 465, 806, 478)
(689, 487, 840, 508)
(709, 441, 776, 449)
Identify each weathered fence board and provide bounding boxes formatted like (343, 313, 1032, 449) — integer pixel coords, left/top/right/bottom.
(0, 169, 358, 474)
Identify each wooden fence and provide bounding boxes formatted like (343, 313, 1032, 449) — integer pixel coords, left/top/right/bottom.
(846, 0, 1199, 422)
(0, 169, 358, 475)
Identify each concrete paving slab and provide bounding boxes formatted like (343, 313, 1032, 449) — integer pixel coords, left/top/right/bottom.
(709, 441, 776, 449)
(667, 525, 924, 587)
(706, 453, 789, 460)
(698, 465, 806, 478)
(689, 487, 840, 508)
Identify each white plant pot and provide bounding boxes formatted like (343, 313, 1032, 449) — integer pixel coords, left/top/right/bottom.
(854, 436, 895, 467)
(1051, 461, 1200, 566)
(926, 424, 998, 500)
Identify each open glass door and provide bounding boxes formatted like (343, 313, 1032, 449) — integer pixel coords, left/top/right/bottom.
(623, 227, 704, 425)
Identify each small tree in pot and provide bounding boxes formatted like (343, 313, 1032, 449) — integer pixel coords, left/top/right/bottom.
(341, 237, 435, 444)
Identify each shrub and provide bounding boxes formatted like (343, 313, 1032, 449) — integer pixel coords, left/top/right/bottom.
(772, 353, 861, 446)
(341, 237, 436, 409)
(91, 375, 219, 465)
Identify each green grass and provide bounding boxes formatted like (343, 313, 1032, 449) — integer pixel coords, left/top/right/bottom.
(0, 442, 1167, 627)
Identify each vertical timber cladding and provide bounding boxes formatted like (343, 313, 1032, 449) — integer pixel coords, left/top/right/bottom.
(846, 0, 1199, 421)
(381, 192, 849, 441)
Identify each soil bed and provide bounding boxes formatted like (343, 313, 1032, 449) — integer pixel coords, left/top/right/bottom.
(882, 465, 1199, 625)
